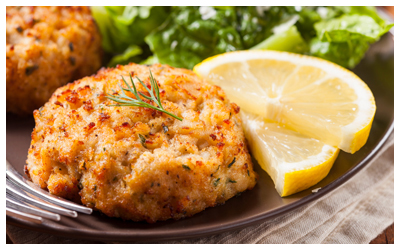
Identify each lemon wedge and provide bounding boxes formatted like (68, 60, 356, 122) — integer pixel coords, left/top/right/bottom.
(194, 50, 376, 154)
(241, 112, 339, 196)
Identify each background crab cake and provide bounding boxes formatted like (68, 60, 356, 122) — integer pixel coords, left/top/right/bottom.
(6, 6, 103, 115)
(25, 63, 258, 222)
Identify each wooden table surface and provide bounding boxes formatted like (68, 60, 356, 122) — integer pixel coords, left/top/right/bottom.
(370, 223, 394, 244)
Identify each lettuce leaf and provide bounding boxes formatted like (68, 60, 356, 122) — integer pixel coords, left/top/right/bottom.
(236, 6, 297, 48)
(310, 38, 370, 69)
(145, 7, 244, 69)
(107, 45, 143, 67)
(140, 56, 159, 65)
(91, 6, 169, 53)
(145, 7, 305, 69)
(251, 25, 308, 53)
(309, 8, 393, 68)
(315, 14, 392, 43)
(92, 6, 392, 70)
(323, 6, 389, 27)
(295, 7, 322, 41)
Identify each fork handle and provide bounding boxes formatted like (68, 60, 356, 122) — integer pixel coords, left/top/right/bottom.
(6, 207, 43, 224)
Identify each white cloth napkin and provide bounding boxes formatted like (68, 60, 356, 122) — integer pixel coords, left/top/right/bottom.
(7, 133, 394, 244)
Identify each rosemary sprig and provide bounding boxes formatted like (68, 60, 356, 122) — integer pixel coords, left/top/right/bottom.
(106, 70, 182, 121)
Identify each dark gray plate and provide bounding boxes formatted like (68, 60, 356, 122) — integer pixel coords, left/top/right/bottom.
(6, 31, 394, 243)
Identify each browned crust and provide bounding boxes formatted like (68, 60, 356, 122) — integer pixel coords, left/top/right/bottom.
(6, 6, 103, 115)
(26, 63, 258, 222)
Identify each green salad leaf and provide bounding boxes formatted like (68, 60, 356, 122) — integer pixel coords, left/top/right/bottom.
(251, 25, 308, 53)
(323, 6, 389, 27)
(91, 6, 169, 53)
(308, 7, 393, 68)
(310, 38, 370, 69)
(107, 45, 143, 67)
(145, 7, 304, 69)
(140, 55, 159, 65)
(145, 7, 243, 69)
(236, 6, 297, 48)
(92, 6, 392, 69)
(315, 14, 392, 43)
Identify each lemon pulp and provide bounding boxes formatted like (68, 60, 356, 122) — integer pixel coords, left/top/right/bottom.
(194, 51, 376, 153)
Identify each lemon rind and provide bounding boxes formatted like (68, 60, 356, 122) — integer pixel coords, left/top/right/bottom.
(242, 112, 340, 196)
(280, 147, 340, 197)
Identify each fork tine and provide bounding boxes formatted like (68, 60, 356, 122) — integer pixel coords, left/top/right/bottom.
(6, 179, 78, 218)
(6, 160, 92, 214)
(7, 196, 61, 221)
(6, 207, 43, 224)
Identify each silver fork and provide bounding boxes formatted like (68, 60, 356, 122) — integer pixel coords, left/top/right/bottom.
(6, 160, 92, 224)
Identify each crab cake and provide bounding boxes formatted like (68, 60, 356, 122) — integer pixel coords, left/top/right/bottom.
(6, 6, 102, 115)
(25, 63, 258, 222)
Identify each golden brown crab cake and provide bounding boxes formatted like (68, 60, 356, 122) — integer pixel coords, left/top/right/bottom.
(25, 63, 258, 222)
(6, 6, 102, 115)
